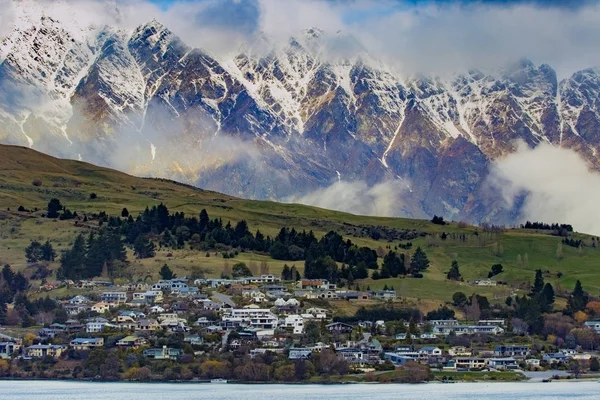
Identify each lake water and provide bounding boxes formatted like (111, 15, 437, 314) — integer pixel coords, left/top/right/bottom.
(1, 380, 599, 400)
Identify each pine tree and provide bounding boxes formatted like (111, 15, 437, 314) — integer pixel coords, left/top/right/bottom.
(133, 235, 155, 259)
(410, 247, 430, 274)
(47, 198, 62, 218)
(447, 260, 461, 281)
(531, 269, 544, 296)
(567, 280, 588, 314)
(540, 283, 555, 313)
(159, 264, 176, 280)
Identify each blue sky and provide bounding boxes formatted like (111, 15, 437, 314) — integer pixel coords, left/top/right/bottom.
(146, 0, 596, 27)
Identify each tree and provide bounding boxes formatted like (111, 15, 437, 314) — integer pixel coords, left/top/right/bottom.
(41, 241, 56, 262)
(383, 251, 406, 277)
(567, 280, 588, 315)
(488, 264, 503, 278)
(46, 198, 62, 218)
(590, 357, 600, 372)
(25, 241, 43, 263)
(447, 260, 461, 281)
(531, 269, 544, 296)
(133, 235, 155, 259)
(232, 262, 252, 278)
(121, 208, 129, 218)
(452, 292, 468, 307)
(159, 264, 176, 280)
(410, 247, 430, 274)
(540, 283, 555, 313)
(89, 192, 97, 200)
(465, 294, 481, 321)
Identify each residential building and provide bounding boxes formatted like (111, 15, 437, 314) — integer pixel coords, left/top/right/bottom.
(543, 353, 571, 363)
(326, 322, 353, 335)
(384, 352, 416, 366)
(454, 357, 487, 370)
(448, 346, 472, 357)
(91, 302, 111, 314)
(288, 348, 312, 360)
(101, 292, 127, 304)
(0, 342, 21, 359)
(86, 319, 118, 333)
(143, 346, 183, 360)
(25, 344, 66, 359)
(69, 338, 104, 350)
(116, 336, 147, 348)
(584, 320, 600, 333)
(487, 358, 519, 370)
(494, 345, 530, 358)
(137, 319, 161, 331)
(281, 314, 304, 334)
(68, 295, 90, 304)
(368, 290, 397, 300)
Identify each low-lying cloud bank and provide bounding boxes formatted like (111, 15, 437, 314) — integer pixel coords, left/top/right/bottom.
(488, 142, 600, 236)
(287, 179, 411, 217)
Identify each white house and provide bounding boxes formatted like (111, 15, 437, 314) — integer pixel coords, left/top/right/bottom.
(91, 302, 111, 314)
(281, 314, 304, 334)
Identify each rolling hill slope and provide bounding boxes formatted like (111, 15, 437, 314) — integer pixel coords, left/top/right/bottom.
(0, 144, 598, 306)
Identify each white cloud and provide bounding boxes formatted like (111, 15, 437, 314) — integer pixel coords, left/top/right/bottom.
(488, 141, 600, 235)
(0, 0, 15, 37)
(5, 0, 600, 77)
(287, 179, 411, 217)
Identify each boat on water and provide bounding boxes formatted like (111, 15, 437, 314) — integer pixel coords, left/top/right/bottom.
(210, 378, 228, 384)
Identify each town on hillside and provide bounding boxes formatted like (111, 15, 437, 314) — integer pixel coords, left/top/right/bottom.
(1, 269, 600, 382)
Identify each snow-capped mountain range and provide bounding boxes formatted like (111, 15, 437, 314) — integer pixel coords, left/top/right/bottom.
(2, 1, 600, 223)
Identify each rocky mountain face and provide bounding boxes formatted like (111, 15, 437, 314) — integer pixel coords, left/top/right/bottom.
(2, 4, 600, 224)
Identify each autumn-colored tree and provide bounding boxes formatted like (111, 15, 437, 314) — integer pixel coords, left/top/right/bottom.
(274, 364, 296, 382)
(574, 311, 589, 324)
(234, 361, 269, 381)
(23, 333, 37, 346)
(390, 361, 431, 383)
(200, 360, 231, 379)
(586, 301, 600, 317)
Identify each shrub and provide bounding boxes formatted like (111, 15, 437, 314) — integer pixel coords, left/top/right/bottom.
(31, 179, 42, 187)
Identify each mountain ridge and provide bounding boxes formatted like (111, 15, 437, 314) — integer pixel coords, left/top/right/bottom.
(2, 2, 600, 225)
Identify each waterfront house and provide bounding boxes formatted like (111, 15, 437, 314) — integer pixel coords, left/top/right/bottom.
(143, 346, 183, 360)
(454, 357, 487, 370)
(494, 345, 530, 358)
(289, 348, 312, 360)
(0, 341, 21, 359)
(487, 358, 519, 370)
(25, 344, 66, 359)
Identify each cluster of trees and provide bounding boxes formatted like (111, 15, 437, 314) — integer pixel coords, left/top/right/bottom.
(376, 251, 406, 279)
(562, 238, 584, 248)
(280, 264, 301, 281)
(521, 221, 574, 232)
(57, 231, 126, 280)
(25, 241, 56, 263)
(431, 215, 446, 225)
(334, 306, 422, 324)
(509, 270, 555, 334)
(46, 199, 77, 220)
(303, 231, 378, 283)
(0, 265, 30, 324)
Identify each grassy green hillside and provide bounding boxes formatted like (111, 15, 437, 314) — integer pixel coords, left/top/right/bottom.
(0, 144, 598, 307)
